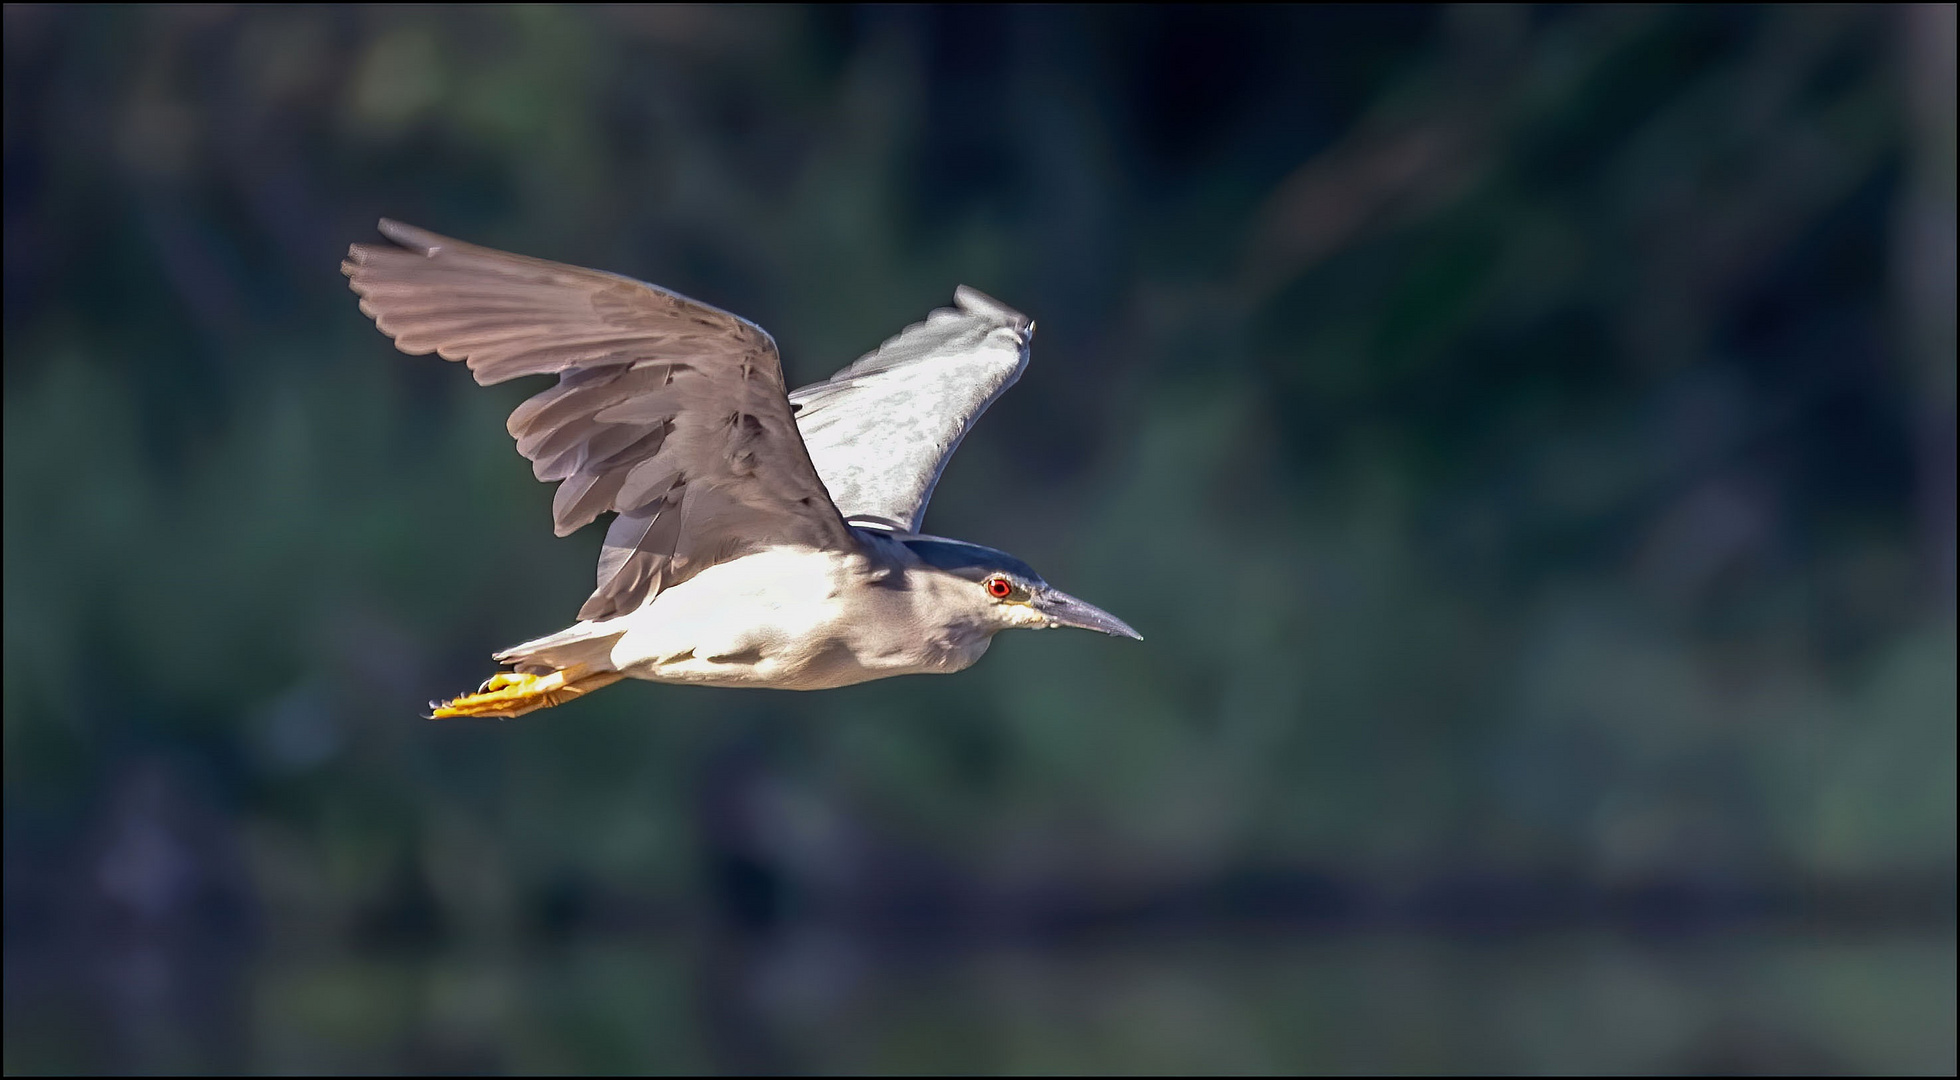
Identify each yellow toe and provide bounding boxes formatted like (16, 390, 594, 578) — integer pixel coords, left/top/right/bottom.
(428, 667, 623, 720)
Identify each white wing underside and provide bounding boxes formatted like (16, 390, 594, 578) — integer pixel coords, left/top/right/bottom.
(789, 286, 1032, 535)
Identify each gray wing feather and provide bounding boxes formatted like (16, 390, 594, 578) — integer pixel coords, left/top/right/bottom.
(789, 286, 1031, 533)
(343, 220, 855, 620)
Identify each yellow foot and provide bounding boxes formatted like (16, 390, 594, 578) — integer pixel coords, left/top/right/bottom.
(430, 666, 624, 720)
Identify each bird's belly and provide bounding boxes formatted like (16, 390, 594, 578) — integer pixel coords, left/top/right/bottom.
(603, 548, 987, 690)
(622, 618, 989, 690)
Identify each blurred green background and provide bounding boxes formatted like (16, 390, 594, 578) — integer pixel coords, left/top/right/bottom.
(4, 4, 1954, 1074)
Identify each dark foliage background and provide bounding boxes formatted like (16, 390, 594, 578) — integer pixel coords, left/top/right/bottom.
(4, 5, 1953, 1074)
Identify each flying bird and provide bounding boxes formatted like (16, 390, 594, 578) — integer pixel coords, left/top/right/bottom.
(343, 221, 1140, 718)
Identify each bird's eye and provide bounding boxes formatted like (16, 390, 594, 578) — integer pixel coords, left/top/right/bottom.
(985, 576, 1014, 599)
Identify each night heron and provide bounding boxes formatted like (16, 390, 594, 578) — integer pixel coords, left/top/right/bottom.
(344, 220, 1140, 718)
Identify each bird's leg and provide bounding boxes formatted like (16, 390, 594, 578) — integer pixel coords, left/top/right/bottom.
(430, 666, 624, 720)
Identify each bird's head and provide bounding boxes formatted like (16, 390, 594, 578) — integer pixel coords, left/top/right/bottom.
(900, 538, 1142, 640)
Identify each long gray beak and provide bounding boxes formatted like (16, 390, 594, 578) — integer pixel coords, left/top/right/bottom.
(1036, 588, 1143, 640)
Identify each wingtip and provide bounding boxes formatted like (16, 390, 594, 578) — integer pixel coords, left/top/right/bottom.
(952, 285, 1031, 330)
(375, 218, 445, 256)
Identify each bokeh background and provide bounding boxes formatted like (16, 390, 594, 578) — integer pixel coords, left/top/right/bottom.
(5, 4, 1954, 1074)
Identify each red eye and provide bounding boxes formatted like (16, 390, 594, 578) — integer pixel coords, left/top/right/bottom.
(986, 576, 1013, 598)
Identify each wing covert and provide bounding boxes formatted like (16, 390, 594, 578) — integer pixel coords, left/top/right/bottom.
(789, 286, 1031, 534)
(343, 220, 855, 620)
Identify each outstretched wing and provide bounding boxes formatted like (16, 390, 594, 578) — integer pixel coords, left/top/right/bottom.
(344, 220, 855, 620)
(789, 286, 1031, 534)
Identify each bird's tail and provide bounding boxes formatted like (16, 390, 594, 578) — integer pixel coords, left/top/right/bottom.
(494, 622, 627, 674)
(429, 623, 627, 719)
